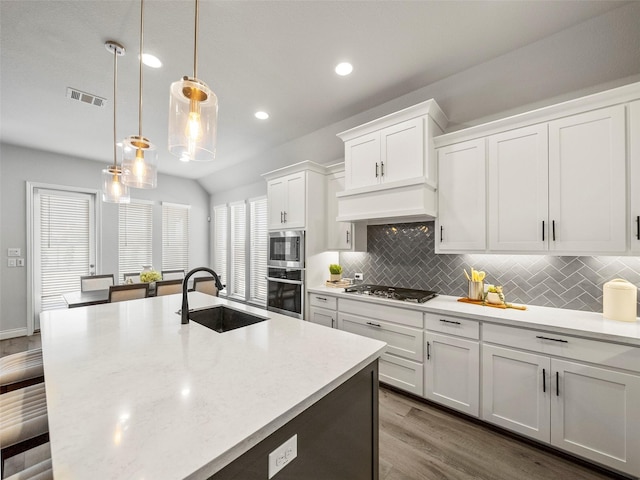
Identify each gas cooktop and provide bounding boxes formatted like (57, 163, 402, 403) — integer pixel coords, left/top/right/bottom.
(343, 284, 438, 303)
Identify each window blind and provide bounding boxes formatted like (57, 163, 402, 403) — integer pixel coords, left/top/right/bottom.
(229, 201, 246, 299)
(162, 202, 190, 272)
(119, 201, 153, 283)
(249, 197, 268, 305)
(213, 204, 228, 293)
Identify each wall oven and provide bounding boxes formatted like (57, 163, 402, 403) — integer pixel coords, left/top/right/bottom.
(268, 230, 304, 268)
(266, 267, 304, 319)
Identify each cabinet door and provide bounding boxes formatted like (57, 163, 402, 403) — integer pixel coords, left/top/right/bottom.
(631, 100, 640, 254)
(379, 352, 424, 396)
(548, 105, 626, 253)
(437, 138, 486, 252)
(482, 344, 550, 443)
(488, 125, 549, 251)
(551, 359, 640, 476)
(425, 332, 479, 417)
(344, 132, 379, 190)
(267, 178, 287, 229)
(283, 172, 306, 229)
(309, 306, 335, 328)
(326, 173, 353, 250)
(380, 117, 424, 183)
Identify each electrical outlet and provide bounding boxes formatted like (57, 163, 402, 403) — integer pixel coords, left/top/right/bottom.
(354, 273, 363, 281)
(8, 248, 20, 257)
(17, 258, 25, 267)
(8, 258, 16, 267)
(268, 434, 297, 478)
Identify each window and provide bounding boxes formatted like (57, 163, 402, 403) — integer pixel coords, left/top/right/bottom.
(229, 201, 246, 300)
(213, 204, 228, 293)
(249, 197, 268, 304)
(119, 201, 153, 282)
(162, 202, 190, 272)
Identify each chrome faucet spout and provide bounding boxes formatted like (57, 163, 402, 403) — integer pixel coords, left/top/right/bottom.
(181, 267, 224, 324)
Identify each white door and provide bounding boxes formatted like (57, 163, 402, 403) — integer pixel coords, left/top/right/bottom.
(267, 178, 286, 229)
(425, 332, 479, 417)
(436, 138, 486, 252)
(381, 117, 424, 183)
(309, 307, 335, 328)
(482, 344, 551, 442)
(31, 186, 98, 332)
(344, 132, 379, 190)
(326, 173, 352, 250)
(283, 172, 306, 229)
(551, 359, 640, 476)
(630, 100, 640, 254)
(548, 105, 626, 253)
(488, 124, 549, 252)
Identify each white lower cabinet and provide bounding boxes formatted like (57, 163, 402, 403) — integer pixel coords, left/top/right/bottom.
(483, 335, 640, 477)
(308, 294, 337, 328)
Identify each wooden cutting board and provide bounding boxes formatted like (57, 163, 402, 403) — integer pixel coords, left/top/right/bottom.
(457, 297, 527, 310)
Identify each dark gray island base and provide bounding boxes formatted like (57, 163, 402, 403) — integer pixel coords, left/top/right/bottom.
(211, 360, 379, 480)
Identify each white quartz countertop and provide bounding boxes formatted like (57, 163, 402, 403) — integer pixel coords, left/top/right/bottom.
(39, 292, 386, 480)
(308, 286, 640, 346)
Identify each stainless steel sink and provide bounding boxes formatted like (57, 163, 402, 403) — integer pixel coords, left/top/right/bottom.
(188, 306, 268, 333)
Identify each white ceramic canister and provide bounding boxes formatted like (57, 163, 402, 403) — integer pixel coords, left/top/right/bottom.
(602, 279, 638, 322)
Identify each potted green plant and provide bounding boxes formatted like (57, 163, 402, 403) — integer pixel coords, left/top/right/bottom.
(329, 264, 343, 282)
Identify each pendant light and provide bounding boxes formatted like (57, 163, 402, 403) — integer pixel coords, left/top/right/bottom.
(102, 41, 130, 204)
(122, 0, 158, 188)
(168, 0, 218, 161)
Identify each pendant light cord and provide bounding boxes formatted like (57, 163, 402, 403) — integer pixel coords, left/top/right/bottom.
(113, 44, 118, 169)
(138, 0, 144, 137)
(193, 0, 199, 79)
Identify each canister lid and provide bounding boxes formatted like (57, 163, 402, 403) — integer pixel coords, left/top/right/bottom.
(603, 279, 637, 291)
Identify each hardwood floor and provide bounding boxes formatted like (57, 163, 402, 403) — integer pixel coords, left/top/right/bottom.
(378, 386, 625, 480)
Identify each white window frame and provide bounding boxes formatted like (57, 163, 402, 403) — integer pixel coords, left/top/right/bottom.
(162, 202, 190, 273)
(249, 196, 268, 306)
(213, 204, 228, 295)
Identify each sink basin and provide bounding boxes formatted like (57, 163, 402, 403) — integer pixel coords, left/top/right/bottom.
(188, 306, 268, 333)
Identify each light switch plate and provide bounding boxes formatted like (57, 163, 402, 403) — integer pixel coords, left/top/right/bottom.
(17, 258, 25, 267)
(8, 258, 16, 267)
(354, 273, 363, 281)
(268, 434, 297, 479)
(8, 248, 20, 257)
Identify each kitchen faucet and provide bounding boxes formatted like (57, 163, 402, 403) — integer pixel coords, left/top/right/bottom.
(181, 267, 224, 324)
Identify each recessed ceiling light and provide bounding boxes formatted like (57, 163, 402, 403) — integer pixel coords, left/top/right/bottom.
(335, 62, 353, 76)
(141, 53, 162, 68)
(255, 111, 269, 120)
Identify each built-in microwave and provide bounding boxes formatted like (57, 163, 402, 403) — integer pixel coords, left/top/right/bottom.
(268, 230, 305, 268)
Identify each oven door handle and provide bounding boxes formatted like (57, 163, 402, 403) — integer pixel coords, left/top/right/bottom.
(266, 277, 304, 285)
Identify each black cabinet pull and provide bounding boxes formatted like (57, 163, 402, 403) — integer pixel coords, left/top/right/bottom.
(536, 335, 568, 343)
(346, 230, 350, 244)
(283, 211, 287, 223)
(440, 319, 461, 325)
(427, 341, 431, 360)
(542, 220, 545, 242)
(542, 368, 546, 393)
(440, 225, 443, 242)
(366, 321, 381, 328)
(331, 317, 335, 328)
(316, 296, 327, 301)
(280, 211, 283, 223)
(381, 161, 385, 177)
(552, 220, 556, 241)
(375, 163, 379, 178)
(556, 371, 560, 397)
(636, 216, 640, 240)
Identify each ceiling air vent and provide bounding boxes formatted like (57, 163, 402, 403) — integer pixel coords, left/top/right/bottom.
(66, 87, 107, 108)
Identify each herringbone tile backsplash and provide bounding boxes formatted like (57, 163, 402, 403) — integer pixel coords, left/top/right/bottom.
(339, 222, 640, 314)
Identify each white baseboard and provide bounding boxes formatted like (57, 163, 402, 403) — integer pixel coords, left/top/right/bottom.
(0, 328, 29, 340)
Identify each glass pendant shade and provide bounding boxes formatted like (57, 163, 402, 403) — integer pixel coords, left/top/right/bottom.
(168, 77, 218, 161)
(122, 135, 158, 188)
(102, 166, 130, 203)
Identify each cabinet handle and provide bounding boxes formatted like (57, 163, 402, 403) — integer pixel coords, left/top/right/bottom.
(556, 371, 560, 397)
(381, 161, 384, 177)
(375, 162, 379, 178)
(440, 225, 443, 242)
(332, 317, 335, 328)
(636, 216, 640, 240)
(315, 296, 327, 301)
(542, 220, 545, 242)
(440, 319, 461, 325)
(366, 321, 381, 328)
(552, 220, 556, 241)
(283, 211, 287, 223)
(427, 341, 431, 360)
(542, 368, 546, 393)
(536, 335, 568, 343)
(280, 211, 283, 223)
(346, 230, 350, 244)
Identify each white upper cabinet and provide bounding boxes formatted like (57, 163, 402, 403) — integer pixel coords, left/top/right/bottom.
(380, 117, 425, 183)
(630, 100, 640, 254)
(488, 125, 549, 252)
(548, 105, 626, 253)
(267, 171, 306, 230)
(344, 132, 380, 190)
(326, 165, 366, 251)
(436, 138, 486, 252)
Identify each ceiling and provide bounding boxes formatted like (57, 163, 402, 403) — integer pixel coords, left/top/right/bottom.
(1, 1, 639, 194)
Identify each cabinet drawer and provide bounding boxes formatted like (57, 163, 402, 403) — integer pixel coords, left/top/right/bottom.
(338, 298, 423, 328)
(424, 312, 480, 340)
(379, 353, 424, 396)
(338, 312, 423, 362)
(309, 293, 337, 310)
(483, 323, 640, 373)
(308, 306, 336, 328)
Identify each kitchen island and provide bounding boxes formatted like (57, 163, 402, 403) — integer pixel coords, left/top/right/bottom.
(40, 292, 386, 479)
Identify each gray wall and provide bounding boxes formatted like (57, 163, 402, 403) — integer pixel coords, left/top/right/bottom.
(0, 143, 210, 336)
(339, 222, 640, 315)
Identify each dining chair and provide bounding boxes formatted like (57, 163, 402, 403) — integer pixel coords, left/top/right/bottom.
(193, 277, 219, 297)
(80, 274, 114, 292)
(155, 279, 183, 296)
(161, 269, 185, 281)
(122, 272, 142, 284)
(108, 283, 149, 303)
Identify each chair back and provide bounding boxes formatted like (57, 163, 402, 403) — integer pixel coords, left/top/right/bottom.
(161, 269, 185, 281)
(193, 277, 219, 297)
(155, 279, 183, 296)
(80, 274, 114, 292)
(122, 272, 142, 284)
(108, 283, 149, 303)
